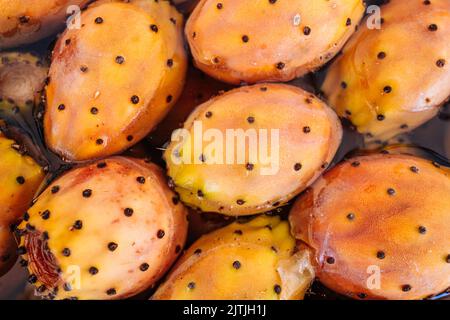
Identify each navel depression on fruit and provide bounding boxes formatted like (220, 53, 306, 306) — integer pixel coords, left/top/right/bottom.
(0, 132, 44, 276)
(17, 157, 188, 299)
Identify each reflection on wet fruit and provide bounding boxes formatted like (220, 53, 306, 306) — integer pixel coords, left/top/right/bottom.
(290, 154, 450, 300)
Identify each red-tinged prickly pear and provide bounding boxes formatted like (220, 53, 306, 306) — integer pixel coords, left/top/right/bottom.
(0, 52, 48, 117)
(17, 157, 188, 299)
(153, 215, 315, 300)
(0, 1, 90, 49)
(0, 132, 44, 276)
(322, 0, 450, 143)
(289, 154, 450, 300)
(148, 66, 233, 148)
(186, 0, 365, 84)
(164, 84, 342, 216)
(44, 0, 187, 162)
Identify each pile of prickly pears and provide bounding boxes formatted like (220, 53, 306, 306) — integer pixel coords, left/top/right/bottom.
(0, 0, 448, 301)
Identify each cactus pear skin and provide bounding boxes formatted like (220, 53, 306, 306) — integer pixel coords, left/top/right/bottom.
(322, 0, 450, 142)
(164, 84, 342, 216)
(186, 0, 365, 84)
(0, 133, 44, 275)
(0, 1, 90, 49)
(289, 154, 450, 300)
(18, 157, 188, 299)
(45, 0, 187, 161)
(153, 215, 314, 300)
(0, 52, 48, 114)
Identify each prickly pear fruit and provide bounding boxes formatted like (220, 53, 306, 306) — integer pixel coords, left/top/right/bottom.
(153, 215, 314, 300)
(0, 52, 48, 116)
(289, 154, 450, 300)
(322, 0, 450, 143)
(0, 132, 44, 276)
(0, 1, 90, 49)
(45, 0, 187, 161)
(186, 0, 365, 84)
(164, 84, 342, 216)
(17, 157, 188, 299)
(148, 66, 233, 148)
(447, 125, 450, 158)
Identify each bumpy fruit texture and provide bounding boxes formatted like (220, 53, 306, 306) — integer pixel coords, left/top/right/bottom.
(45, 0, 187, 161)
(322, 0, 450, 143)
(153, 215, 314, 300)
(164, 84, 342, 216)
(0, 52, 48, 115)
(0, 0, 90, 49)
(186, 0, 365, 84)
(289, 154, 450, 300)
(148, 66, 232, 147)
(0, 133, 44, 276)
(17, 157, 188, 299)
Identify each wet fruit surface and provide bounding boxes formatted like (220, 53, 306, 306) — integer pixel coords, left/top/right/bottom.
(0, 52, 48, 110)
(0, 1, 90, 49)
(17, 157, 188, 299)
(164, 84, 342, 216)
(0, 0, 449, 301)
(0, 133, 44, 276)
(290, 154, 450, 300)
(186, 0, 365, 84)
(45, 0, 187, 161)
(153, 215, 315, 300)
(322, 0, 450, 143)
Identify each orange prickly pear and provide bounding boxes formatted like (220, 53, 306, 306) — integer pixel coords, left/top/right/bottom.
(44, 0, 187, 162)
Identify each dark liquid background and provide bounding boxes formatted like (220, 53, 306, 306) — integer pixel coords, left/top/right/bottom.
(0, 0, 449, 300)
